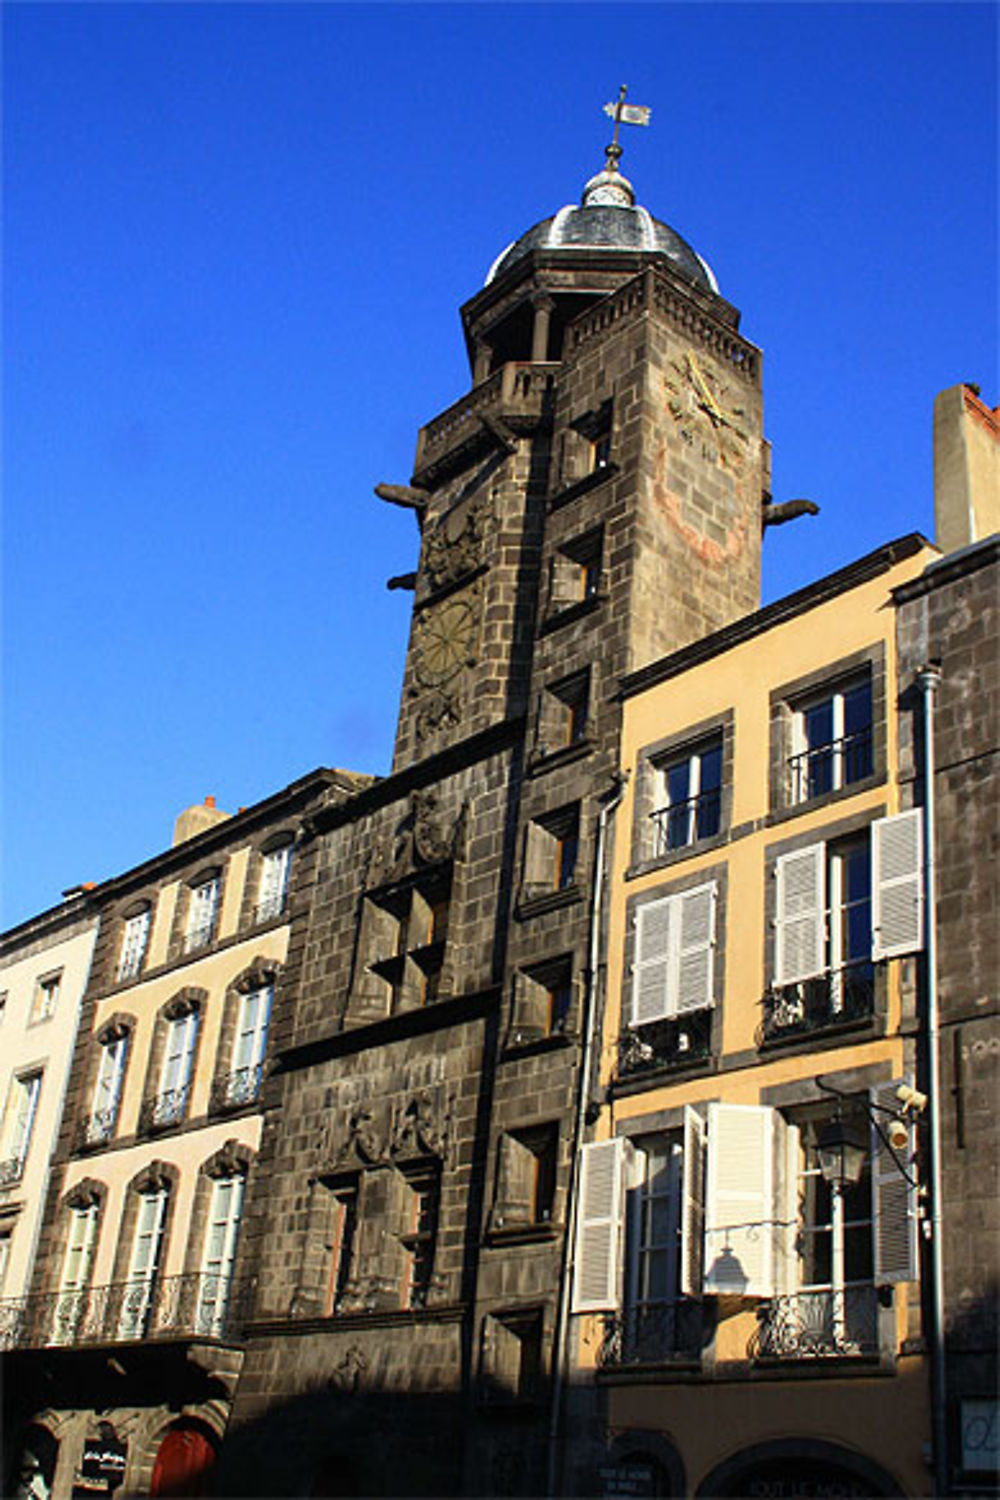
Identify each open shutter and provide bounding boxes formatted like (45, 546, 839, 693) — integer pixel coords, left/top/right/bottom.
(772, 1119, 800, 1295)
(680, 1107, 706, 1297)
(774, 843, 826, 985)
(492, 1135, 532, 1227)
(521, 822, 550, 900)
(549, 553, 580, 611)
(871, 1079, 919, 1284)
(676, 882, 717, 1013)
(872, 811, 924, 960)
(631, 896, 673, 1025)
(572, 1138, 626, 1313)
(704, 1104, 776, 1297)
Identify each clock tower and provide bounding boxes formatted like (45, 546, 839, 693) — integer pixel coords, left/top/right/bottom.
(387, 138, 766, 775)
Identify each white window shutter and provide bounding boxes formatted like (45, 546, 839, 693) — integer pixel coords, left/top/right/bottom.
(704, 1103, 776, 1297)
(772, 1118, 800, 1296)
(680, 1106, 706, 1297)
(871, 1079, 919, 1284)
(631, 897, 673, 1026)
(676, 882, 717, 1014)
(572, 1138, 626, 1313)
(872, 811, 924, 960)
(774, 843, 826, 985)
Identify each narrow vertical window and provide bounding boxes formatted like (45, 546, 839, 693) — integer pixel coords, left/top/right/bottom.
(1, 1071, 43, 1184)
(117, 908, 152, 981)
(197, 1174, 245, 1336)
(227, 983, 273, 1105)
(148, 1010, 199, 1129)
(54, 1202, 99, 1344)
(119, 1186, 168, 1339)
(256, 845, 292, 923)
(185, 877, 220, 953)
(30, 972, 61, 1024)
(400, 1168, 439, 1309)
(86, 1034, 128, 1145)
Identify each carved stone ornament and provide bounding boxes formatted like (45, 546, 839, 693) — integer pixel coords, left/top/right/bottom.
(421, 493, 492, 596)
(204, 1139, 249, 1180)
(389, 1088, 452, 1162)
(331, 1106, 390, 1169)
(415, 689, 463, 744)
(325, 1089, 452, 1171)
(364, 793, 466, 888)
(327, 1345, 367, 1393)
(664, 349, 748, 473)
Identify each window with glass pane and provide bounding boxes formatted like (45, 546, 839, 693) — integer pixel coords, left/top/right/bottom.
(88, 1036, 127, 1144)
(792, 676, 872, 803)
(2, 1072, 42, 1183)
(400, 1168, 439, 1309)
(118, 909, 151, 980)
(795, 1108, 873, 1349)
(652, 738, 722, 855)
(324, 1184, 358, 1315)
(30, 972, 61, 1024)
(119, 1188, 168, 1339)
(54, 1203, 99, 1343)
(626, 1136, 683, 1358)
(198, 1175, 245, 1335)
(256, 846, 292, 923)
(228, 984, 273, 1105)
(829, 837, 873, 1012)
(185, 878, 220, 952)
(154, 1012, 198, 1126)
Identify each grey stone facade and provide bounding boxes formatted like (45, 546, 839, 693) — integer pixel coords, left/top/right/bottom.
(893, 537, 1000, 1491)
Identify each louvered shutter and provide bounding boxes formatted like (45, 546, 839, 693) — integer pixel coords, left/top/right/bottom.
(774, 843, 826, 985)
(772, 1119, 800, 1295)
(631, 896, 673, 1025)
(676, 882, 717, 1013)
(872, 811, 924, 960)
(572, 1138, 626, 1312)
(704, 1104, 776, 1297)
(680, 1107, 706, 1297)
(871, 1079, 919, 1284)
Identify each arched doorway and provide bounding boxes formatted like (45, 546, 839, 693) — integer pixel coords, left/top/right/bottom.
(150, 1421, 218, 1498)
(8, 1424, 59, 1500)
(697, 1439, 904, 1499)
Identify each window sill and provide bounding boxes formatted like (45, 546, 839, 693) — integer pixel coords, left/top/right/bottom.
(548, 462, 618, 512)
(528, 739, 595, 777)
(515, 886, 584, 921)
(626, 829, 729, 881)
(539, 595, 603, 636)
(611, 1054, 717, 1097)
(501, 1030, 576, 1059)
(766, 770, 884, 827)
(484, 1221, 560, 1248)
(757, 1011, 884, 1057)
(249, 1301, 466, 1336)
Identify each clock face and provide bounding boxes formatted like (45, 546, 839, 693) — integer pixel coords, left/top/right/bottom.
(412, 596, 478, 690)
(665, 350, 749, 474)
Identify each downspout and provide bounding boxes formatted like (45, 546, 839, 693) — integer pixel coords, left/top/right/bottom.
(547, 772, 628, 1499)
(918, 662, 948, 1496)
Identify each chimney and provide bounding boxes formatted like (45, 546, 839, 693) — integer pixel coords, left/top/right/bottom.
(172, 794, 231, 847)
(933, 383, 1000, 553)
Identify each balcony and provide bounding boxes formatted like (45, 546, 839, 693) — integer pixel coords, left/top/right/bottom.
(750, 1286, 879, 1361)
(210, 1064, 264, 1113)
(139, 1085, 191, 1134)
(76, 1108, 118, 1152)
(413, 362, 558, 483)
(598, 1302, 703, 1368)
(253, 892, 286, 925)
(0, 1272, 253, 1352)
(183, 921, 215, 955)
(617, 1008, 713, 1080)
(758, 963, 875, 1048)
(650, 788, 721, 858)
(789, 727, 872, 805)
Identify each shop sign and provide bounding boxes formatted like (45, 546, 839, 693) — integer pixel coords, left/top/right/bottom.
(79, 1433, 127, 1492)
(961, 1400, 999, 1473)
(600, 1462, 656, 1497)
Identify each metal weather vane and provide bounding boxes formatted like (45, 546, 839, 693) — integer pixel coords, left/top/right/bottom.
(602, 84, 651, 168)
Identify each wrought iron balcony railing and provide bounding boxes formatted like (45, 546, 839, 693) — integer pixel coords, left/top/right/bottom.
(650, 788, 721, 856)
(598, 1301, 704, 1367)
(0, 1155, 26, 1188)
(183, 921, 215, 955)
(750, 1286, 879, 1360)
(210, 1064, 264, 1113)
(0, 1272, 254, 1352)
(788, 727, 873, 804)
(618, 1008, 713, 1079)
(139, 1085, 191, 1134)
(77, 1108, 119, 1151)
(758, 963, 875, 1047)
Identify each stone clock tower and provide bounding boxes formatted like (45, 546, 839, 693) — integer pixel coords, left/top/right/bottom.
(389, 140, 766, 775)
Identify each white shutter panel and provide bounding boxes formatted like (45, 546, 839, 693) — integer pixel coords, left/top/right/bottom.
(772, 1119, 800, 1295)
(572, 1138, 626, 1312)
(704, 1103, 776, 1297)
(872, 811, 924, 960)
(631, 896, 673, 1025)
(680, 1106, 706, 1297)
(774, 843, 826, 985)
(871, 1079, 919, 1284)
(676, 882, 717, 1014)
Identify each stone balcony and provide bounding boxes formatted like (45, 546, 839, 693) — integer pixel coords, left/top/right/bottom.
(412, 362, 558, 485)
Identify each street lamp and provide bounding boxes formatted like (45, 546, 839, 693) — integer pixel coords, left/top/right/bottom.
(816, 1114, 868, 1189)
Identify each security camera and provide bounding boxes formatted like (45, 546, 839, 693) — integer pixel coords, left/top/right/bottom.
(888, 1119, 910, 1152)
(896, 1083, 927, 1113)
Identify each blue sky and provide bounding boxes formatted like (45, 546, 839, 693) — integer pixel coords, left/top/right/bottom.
(4, 2, 997, 929)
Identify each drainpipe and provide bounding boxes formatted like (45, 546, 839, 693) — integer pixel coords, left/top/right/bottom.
(918, 662, 948, 1496)
(546, 773, 628, 1499)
